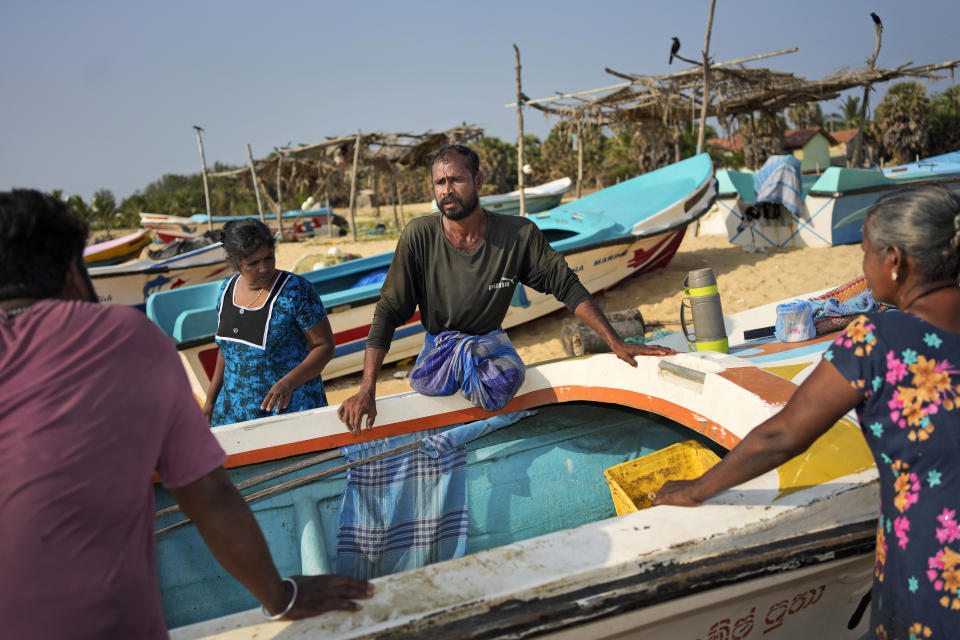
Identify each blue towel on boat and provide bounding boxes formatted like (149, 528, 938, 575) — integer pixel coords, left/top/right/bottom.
(775, 291, 879, 342)
(409, 329, 525, 412)
(351, 268, 388, 289)
(335, 410, 534, 579)
(754, 155, 803, 218)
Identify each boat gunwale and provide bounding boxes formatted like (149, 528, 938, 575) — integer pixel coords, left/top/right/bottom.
(806, 173, 960, 199)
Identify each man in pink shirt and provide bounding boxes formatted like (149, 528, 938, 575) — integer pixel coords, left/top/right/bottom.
(0, 190, 373, 639)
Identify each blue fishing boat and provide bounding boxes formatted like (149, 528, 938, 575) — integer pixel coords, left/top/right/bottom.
(160, 285, 878, 639)
(701, 148, 960, 248)
(430, 176, 573, 216)
(147, 154, 717, 397)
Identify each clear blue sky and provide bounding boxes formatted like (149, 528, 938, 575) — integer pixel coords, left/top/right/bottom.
(2, 0, 957, 202)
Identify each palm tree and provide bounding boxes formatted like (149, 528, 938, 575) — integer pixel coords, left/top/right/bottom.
(737, 111, 787, 170)
(873, 82, 930, 164)
(928, 85, 960, 156)
(786, 102, 823, 130)
(839, 95, 862, 128)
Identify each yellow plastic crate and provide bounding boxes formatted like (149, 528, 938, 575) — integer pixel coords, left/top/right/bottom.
(604, 440, 722, 515)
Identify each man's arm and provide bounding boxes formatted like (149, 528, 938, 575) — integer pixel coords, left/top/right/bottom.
(337, 346, 388, 434)
(171, 467, 373, 618)
(573, 299, 675, 364)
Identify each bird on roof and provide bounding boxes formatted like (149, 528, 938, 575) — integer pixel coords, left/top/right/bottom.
(870, 12, 882, 34)
(669, 37, 681, 65)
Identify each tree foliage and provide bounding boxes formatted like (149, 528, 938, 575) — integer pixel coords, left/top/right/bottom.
(786, 102, 823, 129)
(928, 85, 960, 157)
(873, 82, 930, 164)
(737, 111, 787, 170)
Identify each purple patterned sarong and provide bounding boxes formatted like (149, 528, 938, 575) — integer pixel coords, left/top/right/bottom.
(408, 329, 525, 411)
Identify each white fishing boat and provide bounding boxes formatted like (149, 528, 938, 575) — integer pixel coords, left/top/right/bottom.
(161, 283, 878, 639)
(88, 242, 230, 309)
(140, 210, 349, 244)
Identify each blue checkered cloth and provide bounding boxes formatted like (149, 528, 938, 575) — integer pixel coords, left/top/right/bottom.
(754, 154, 803, 218)
(335, 410, 535, 579)
(408, 329, 525, 412)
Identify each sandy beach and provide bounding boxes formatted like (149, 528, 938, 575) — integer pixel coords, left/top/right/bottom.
(272, 215, 864, 405)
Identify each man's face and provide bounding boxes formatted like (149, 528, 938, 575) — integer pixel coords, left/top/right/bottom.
(432, 155, 480, 221)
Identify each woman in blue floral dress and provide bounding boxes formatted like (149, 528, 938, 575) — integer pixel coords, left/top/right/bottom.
(655, 185, 960, 638)
(202, 219, 335, 426)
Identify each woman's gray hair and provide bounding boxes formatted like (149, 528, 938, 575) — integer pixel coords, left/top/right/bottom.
(864, 184, 960, 282)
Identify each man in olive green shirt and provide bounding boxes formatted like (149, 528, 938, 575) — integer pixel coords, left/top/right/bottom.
(338, 145, 674, 433)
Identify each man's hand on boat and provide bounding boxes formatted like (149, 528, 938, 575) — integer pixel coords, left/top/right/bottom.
(573, 299, 676, 365)
(652, 479, 704, 507)
(263, 574, 375, 620)
(339, 388, 377, 435)
(612, 340, 676, 365)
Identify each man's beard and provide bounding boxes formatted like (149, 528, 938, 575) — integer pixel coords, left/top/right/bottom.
(439, 191, 480, 221)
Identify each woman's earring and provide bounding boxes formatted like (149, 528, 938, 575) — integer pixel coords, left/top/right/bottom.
(892, 271, 898, 281)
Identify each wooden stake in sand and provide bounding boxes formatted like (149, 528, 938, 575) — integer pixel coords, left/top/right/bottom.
(852, 13, 883, 167)
(348, 130, 361, 242)
(696, 0, 717, 155)
(246, 144, 265, 223)
(193, 126, 213, 232)
(513, 44, 527, 217)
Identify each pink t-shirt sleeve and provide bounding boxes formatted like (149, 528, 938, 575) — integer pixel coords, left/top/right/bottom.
(136, 314, 227, 489)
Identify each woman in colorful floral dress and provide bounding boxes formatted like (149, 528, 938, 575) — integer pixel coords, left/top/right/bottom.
(654, 184, 960, 638)
(202, 219, 335, 426)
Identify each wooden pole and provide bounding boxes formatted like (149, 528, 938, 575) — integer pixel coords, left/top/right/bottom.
(389, 168, 401, 230)
(396, 170, 406, 228)
(193, 126, 213, 232)
(696, 0, 717, 155)
(326, 192, 334, 238)
(513, 44, 527, 216)
(576, 118, 584, 199)
(348, 130, 361, 242)
(852, 16, 883, 167)
(372, 167, 381, 219)
(246, 144, 265, 223)
(275, 153, 285, 241)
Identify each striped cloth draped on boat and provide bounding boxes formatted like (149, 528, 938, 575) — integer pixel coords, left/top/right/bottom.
(336, 410, 535, 580)
(408, 329, 525, 412)
(753, 154, 803, 218)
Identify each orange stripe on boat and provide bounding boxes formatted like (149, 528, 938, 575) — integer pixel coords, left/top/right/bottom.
(224, 385, 742, 468)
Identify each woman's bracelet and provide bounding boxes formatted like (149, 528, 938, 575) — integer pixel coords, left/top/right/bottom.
(261, 577, 298, 621)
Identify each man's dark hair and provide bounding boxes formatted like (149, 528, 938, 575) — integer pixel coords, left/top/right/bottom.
(0, 189, 88, 302)
(431, 144, 480, 177)
(222, 218, 275, 263)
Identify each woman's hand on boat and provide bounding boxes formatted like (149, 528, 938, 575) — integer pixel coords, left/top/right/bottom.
(652, 480, 703, 507)
(338, 390, 378, 434)
(262, 378, 294, 413)
(280, 574, 374, 619)
(613, 341, 677, 365)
